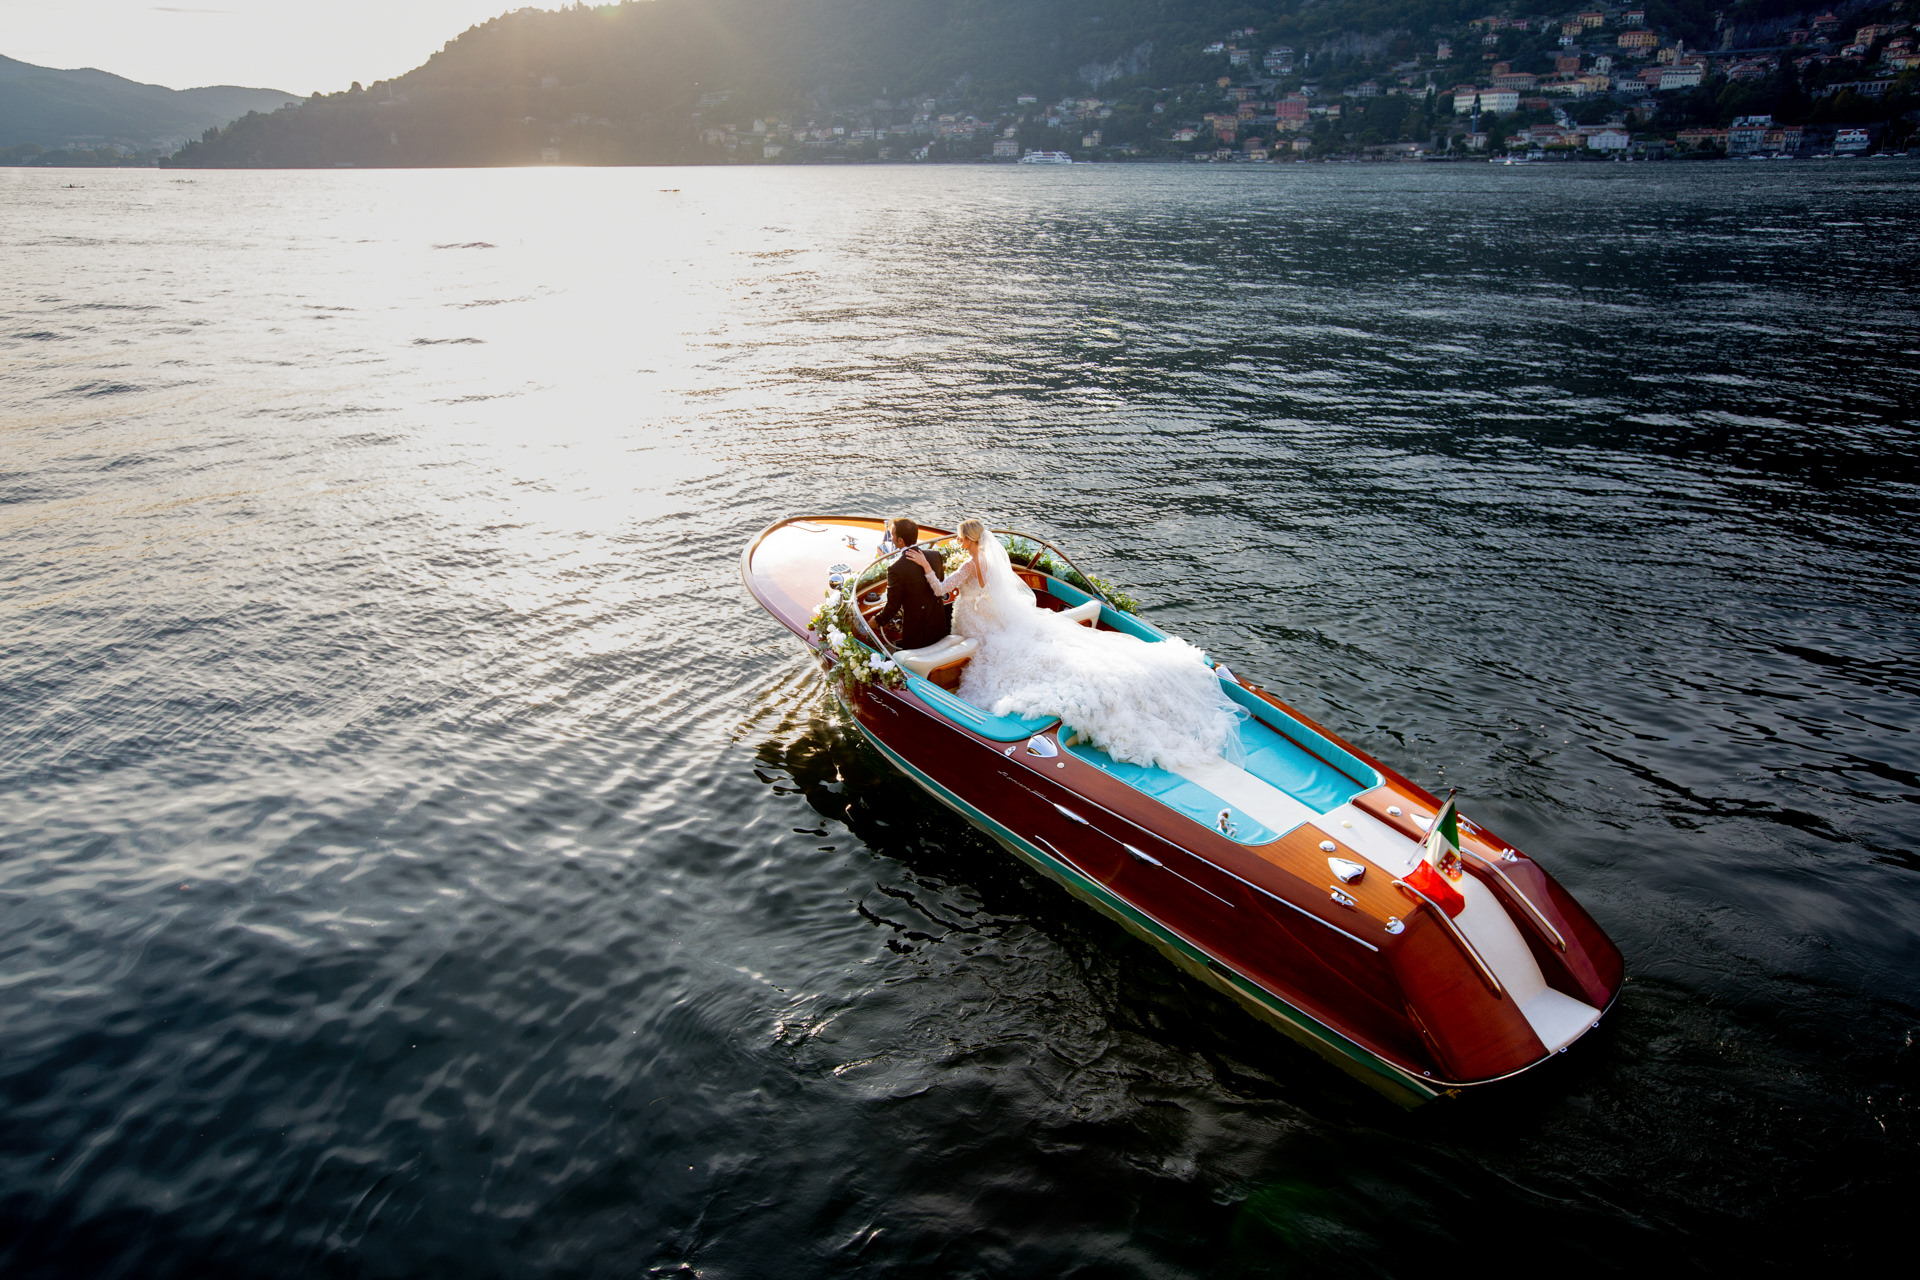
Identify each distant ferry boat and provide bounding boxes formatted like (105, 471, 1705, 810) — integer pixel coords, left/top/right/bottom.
(1019, 150, 1073, 165)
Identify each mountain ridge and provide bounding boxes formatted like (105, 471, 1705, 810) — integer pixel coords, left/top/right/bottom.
(0, 54, 297, 152)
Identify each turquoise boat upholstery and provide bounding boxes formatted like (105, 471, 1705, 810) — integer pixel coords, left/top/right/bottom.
(905, 674, 1058, 742)
(1043, 579, 1164, 643)
(1059, 728, 1281, 845)
(1220, 682, 1381, 805)
(1057, 680, 1383, 843)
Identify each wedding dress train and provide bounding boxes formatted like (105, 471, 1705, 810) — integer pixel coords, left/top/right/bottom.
(948, 537, 1243, 771)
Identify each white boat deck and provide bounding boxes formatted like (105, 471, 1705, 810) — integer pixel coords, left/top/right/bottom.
(1324, 798, 1600, 1053)
(1169, 755, 1319, 836)
(1163, 753, 1602, 1056)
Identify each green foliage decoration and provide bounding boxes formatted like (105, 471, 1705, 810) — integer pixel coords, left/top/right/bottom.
(1003, 536, 1140, 615)
(807, 588, 905, 692)
(1085, 575, 1141, 616)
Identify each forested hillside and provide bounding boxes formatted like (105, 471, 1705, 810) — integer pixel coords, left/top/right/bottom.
(160, 0, 1914, 166)
(168, 3, 735, 166)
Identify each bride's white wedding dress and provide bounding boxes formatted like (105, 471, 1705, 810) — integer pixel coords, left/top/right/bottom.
(939, 537, 1244, 771)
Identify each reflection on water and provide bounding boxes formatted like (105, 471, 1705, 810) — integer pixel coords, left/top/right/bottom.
(1, 163, 1916, 1276)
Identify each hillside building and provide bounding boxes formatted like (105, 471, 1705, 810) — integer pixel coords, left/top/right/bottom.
(1658, 62, 1705, 90)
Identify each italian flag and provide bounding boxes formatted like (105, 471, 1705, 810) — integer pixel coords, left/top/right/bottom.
(1405, 791, 1466, 918)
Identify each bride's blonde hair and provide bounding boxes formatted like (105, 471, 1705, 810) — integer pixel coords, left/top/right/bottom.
(958, 518, 987, 543)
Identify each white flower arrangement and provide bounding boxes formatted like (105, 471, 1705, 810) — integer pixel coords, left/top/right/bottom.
(807, 589, 906, 692)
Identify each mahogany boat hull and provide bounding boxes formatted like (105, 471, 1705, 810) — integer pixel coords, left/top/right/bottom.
(743, 515, 1625, 1105)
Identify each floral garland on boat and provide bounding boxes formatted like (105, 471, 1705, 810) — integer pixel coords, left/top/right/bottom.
(808, 543, 957, 693)
(807, 587, 905, 691)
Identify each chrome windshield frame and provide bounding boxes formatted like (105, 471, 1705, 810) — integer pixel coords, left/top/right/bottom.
(989, 529, 1120, 612)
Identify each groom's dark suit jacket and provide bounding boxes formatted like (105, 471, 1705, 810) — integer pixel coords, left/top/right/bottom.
(874, 550, 950, 651)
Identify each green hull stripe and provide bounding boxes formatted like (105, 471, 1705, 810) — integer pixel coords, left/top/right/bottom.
(845, 712, 1441, 1103)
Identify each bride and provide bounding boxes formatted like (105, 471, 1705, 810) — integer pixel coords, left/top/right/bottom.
(905, 519, 1244, 771)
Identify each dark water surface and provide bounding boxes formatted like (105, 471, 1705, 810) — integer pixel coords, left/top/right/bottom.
(3, 163, 1917, 1276)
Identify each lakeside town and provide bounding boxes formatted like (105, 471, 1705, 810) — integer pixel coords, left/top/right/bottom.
(13, 1, 1916, 169)
(695, 6, 1919, 163)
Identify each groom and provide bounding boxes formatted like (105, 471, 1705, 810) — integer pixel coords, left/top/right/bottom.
(872, 516, 950, 651)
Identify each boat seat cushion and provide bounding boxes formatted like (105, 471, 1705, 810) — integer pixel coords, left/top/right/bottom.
(1059, 725, 1279, 844)
(1219, 680, 1381, 807)
(1047, 579, 1162, 642)
(1060, 599, 1101, 626)
(905, 675, 1057, 741)
(893, 633, 978, 679)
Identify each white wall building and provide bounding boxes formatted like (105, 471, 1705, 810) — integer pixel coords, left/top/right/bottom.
(1659, 63, 1705, 90)
(1454, 88, 1519, 113)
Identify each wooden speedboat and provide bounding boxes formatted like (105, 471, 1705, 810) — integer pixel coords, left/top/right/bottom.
(742, 515, 1624, 1105)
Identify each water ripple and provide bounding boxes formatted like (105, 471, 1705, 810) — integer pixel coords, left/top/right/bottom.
(0, 163, 1916, 1277)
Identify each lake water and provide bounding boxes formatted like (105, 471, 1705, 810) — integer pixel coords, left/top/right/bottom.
(2, 161, 1917, 1276)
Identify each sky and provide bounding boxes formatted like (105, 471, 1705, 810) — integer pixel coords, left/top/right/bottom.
(0, 1, 543, 95)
